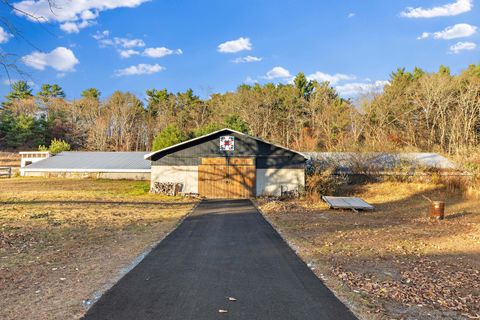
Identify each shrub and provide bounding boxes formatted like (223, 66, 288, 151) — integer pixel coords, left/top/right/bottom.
(193, 115, 250, 138)
(306, 167, 347, 200)
(193, 123, 222, 137)
(152, 124, 187, 151)
(38, 138, 70, 155)
(224, 114, 249, 133)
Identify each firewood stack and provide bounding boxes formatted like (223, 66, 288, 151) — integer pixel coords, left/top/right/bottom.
(151, 182, 183, 196)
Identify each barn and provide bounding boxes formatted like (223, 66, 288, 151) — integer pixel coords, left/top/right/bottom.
(144, 128, 307, 198)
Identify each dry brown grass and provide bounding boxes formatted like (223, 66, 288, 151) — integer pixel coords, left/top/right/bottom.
(259, 181, 480, 320)
(0, 178, 196, 320)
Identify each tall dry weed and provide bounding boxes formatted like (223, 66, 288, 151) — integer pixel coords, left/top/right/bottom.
(306, 168, 347, 200)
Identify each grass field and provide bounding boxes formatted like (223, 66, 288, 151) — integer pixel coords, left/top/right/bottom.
(2, 176, 478, 319)
(0, 178, 196, 320)
(259, 182, 480, 320)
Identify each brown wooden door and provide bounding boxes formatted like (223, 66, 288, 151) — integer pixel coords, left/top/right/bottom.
(198, 157, 255, 198)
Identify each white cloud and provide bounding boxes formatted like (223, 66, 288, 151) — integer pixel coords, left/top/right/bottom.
(307, 71, 356, 85)
(114, 37, 145, 48)
(218, 37, 252, 53)
(419, 23, 477, 40)
(114, 63, 164, 76)
(119, 47, 182, 58)
(22, 47, 79, 72)
(93, 30, 109, 40)
(60, 22, 81, 33)
(143, 47, 182, 58)
(93, 31, 182, 59)
(244, 76, 257, 84)
(2, 79, 35, 86)
(347, 13, 356, 18)
(417, 32, 430, 40)
(80, 9, 98, 20)
(119, 49, 140, 58)
(60, 20, 95, 33)
(401, 0, 472, 18)
(93, 30, 146, 48)
(264, 66, 291, 80)
(14, 0, 150, 33)
(232, 55, 262, 63)
(336, 80, 389, 97)
(449, 41, 477, 53)
(0, 27, 13, 43)
(304, 71, 384, 96)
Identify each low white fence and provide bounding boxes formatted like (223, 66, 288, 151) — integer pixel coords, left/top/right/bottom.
(0, 167, 12, 178)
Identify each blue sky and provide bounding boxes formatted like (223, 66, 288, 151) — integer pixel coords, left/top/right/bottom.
(0, 0, 479, 100)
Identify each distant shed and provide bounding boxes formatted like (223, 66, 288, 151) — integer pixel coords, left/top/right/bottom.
(144, 128, 307, 198)
(20, 152, 150, 180)
(19, 151, 51, 167)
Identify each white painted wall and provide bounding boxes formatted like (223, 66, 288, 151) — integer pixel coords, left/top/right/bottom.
(256, 168, 305, 196)
(19, 152, 50, 171)
(151, 166, 198, 193)
(151, 165, 304, 197)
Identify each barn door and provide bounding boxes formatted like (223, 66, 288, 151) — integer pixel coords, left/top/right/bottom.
(198, 157, 255, 198)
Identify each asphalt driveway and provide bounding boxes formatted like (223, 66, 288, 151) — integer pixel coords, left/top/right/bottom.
(82, 199, 357, 320)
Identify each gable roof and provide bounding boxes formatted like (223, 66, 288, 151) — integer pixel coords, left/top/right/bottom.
(144, 128, 306, 160)
(22, 152, 150, 172)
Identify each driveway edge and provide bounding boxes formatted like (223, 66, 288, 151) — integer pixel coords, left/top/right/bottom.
(82, 200, 201, 311)
(250, 199, 362, 320)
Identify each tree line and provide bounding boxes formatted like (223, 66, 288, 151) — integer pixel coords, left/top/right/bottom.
(0, 63, 479, 155)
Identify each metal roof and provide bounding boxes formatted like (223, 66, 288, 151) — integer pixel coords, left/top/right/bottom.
(22, 152, 151, 172)
(144, 128, 306, 160)
(304, 152, 456, 172)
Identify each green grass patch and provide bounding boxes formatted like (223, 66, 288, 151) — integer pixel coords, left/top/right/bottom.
(124, 181, 151, 196)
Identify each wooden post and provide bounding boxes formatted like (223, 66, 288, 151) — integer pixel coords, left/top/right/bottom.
(428, 201, 445, 220)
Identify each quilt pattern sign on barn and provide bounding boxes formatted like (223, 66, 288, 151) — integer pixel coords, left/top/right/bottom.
(220, 136, 235, 151)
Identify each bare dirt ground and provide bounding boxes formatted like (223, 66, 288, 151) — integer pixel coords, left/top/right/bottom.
(259, 182, 480, 320)
(0, 178, 196, 320)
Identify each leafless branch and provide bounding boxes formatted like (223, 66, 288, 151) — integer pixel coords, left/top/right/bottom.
(0, 0, 58, 78)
